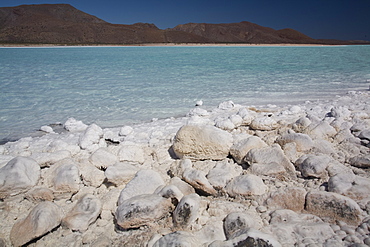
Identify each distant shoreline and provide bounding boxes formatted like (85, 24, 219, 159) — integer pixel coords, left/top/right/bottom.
(0, 43, 342, 48)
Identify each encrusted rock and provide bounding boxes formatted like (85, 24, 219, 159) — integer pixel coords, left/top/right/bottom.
(153, 231, 199, 247)
(51, 160, 80, 196)
(230, 136, 267, 164)
(62, 194, 102, 232)
(263, 187, 306, 212)
(276, 132, 314, 152)
(226, 174, 267, 197)
(117, 142, 145, 164)
(183, 168, 217, 196)
(349, 154, 370, 169)
(0, 156, 40, 199)
(10, 202, 63, 247)
(64, 117, 88, 132)
(250, 117, 279, 131)
(115, 194, 173, 229)
(295, 154, 331, 178)
(328, 172, 370, 201)
(89, 147, 118, 169)
(79, 123, 104, 150)
(31, 150, 71, 168)
(104, 162, 138, 186)
(223, 211, 263, 239)
(173, 193, 200, 228)
(305, 191, 363, 225)
(207, 161, 241, 189)
(172, 125, 233, 161)
(25, 187, 54, 202)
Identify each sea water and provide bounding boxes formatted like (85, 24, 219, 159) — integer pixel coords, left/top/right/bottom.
(1, 45, 370, 142)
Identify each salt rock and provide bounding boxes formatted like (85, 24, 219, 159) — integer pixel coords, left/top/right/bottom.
(25, 187, 54, 202)
(0, 156, 40, 199)
(10, 201, 63, 247)
(229, 114, 243, 127)
(329, 106, 351, 119)
(230, 136, 267, 164)
(153, 231, 199, 247)
(64, 117, 88, 132)
(304, 121, 337, 140)
(218, 100, 235, 109)
(292, 116, 312, 133)
(187, 107, 209, 117)
(183, 168, 217, 196)
(78, 123, 104, 150)
(305, 191, 363, 225)
(207, 161, 241, 189)
(223, 211, 263, 239)
(214, 117, 235, 131)
(328, 172, 370, 201)
(51, 161, 80, 195)
(119, 125, 133, 136)
(245, 144, 296, 178)
(89, 147, 118, 169)
(349, 154, 370, 168)
(250, 117, 279, 131)
(358, 129, 370, 141)
(210, 228, 281, 247)
(115, 194, 173, 229)
(117, 170, 165, 205)
(295, 154, 331, 178)
(169, 177, 195, 196)
(31, 150, 71, 168)
(117, 142, 145, 164)
(156, 184, 184, 203)
(237, 108, 255, 125)
(40, 125, 55, 133)
(62, 194, 102, 232)
(172, 125, 233, 161)
(249, 162, 287, 178)
(276, 133, 314, 152)
(263, 187, 306, 212)
(104, 162, 138, 186)
(226, 174, 267, 197)
(79, 161, 105, 188)
(173, 193, 200, 228)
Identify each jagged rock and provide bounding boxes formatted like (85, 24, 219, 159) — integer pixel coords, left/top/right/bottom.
(223, 211, 263, 239)
(79, 123, 104, 150)
(31, 150, 71, 168)
(295, 154, 331, 178)
(62, 194, 102, 232)
(117, 142, 145, 164)
(172, 125, 233, 161)
(89, 147, 118, 169)
(115, 194, 173, 229)
(305, 191, 363, 225)
(173, 193, 200, 228)
(117, 170, 165, 205)
(226, 174, 267, 197)
(153, 231, 199, 247)
(250, 117, 279, 131)
(0, 156, 40, 199)
(63, 117, 88, 132)
(263, 187, 306, 212)
(349, 154, 370, 168)
(104, 162, 138, 186)
(230, 136, 267, 164)
(207, 161, 242, 189)
(183, 168, 217, 196)
(25, 187, 54, 202)
(210, 228, 281, 247)
(276, 132, 314, 152)
(51, 160, 80, 196)
(328, 172, 370, 201)
(244, 144, 296, 178)
(10, 201, 63, 247)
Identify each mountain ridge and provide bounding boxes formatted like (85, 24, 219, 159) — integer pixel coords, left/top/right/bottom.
(0, 4, 366, 45)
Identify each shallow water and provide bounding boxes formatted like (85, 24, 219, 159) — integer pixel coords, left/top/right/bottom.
(1, 45, 369, 142)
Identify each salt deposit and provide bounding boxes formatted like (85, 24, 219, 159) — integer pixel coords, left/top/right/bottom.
(0, 90, 369, 246)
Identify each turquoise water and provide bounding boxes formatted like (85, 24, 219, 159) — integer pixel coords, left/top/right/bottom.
(1, 45, 370, 142)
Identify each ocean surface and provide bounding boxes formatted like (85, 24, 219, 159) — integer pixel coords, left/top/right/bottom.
(1, 45, 370, 142)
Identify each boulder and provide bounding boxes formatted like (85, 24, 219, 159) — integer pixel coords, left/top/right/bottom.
(115, 194, 173, 229)
(263, 187, 306, 212)
(117, 142, 145, 164)
(358, 129, 370, 141)
(79, 124, 103, 150)
(117, 170, 165, 205)
(51, 161, 80, 196)
(245, 144, 296, 178)
(249, 162, 287, 178)
(305, 191, 363, 225)
(295, 154, 331, 178)
(63, 117, 88, 132)
(10, 202, 63, 247)
(304, 121, 337, 140)
(328, 172, 370, 201)
(214, 117, 235, 131)
(348, 154, 370, 169)
(230, 136, 267, 164)
(207, 161, 241, 189)
(292, 117, 311, 133)
(276, 133, 314, 152)
(226, 174, 267, 197)
(169, 177, 195, 196)
(182, 168, 217, 196)
(250, 117, 279, 131)
(0, 156, 40, 199)
(173, 193, 200, 228)
(156, 185, 184, 202)
(89, 148, 118, 169)
(31, 150, 71, 168)
(223, 211, 263, 239)
(153, 231, 199, 247)
(104, 162, 138, 186)
(25, 187, 54, 202)
(119, 125, 134, 136)
(62, 194, 102, 232)
(172, 125, 233, 161)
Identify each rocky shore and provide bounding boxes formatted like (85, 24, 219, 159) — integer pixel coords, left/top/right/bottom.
(0, 90, 369, 246)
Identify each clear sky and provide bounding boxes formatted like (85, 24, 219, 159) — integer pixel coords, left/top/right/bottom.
(1, 0, 369, 41)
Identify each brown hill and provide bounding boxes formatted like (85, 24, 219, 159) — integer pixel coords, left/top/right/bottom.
(0, 4, 356, 45)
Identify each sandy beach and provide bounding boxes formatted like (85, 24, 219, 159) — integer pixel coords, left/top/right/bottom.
(0, 88, 369, 246)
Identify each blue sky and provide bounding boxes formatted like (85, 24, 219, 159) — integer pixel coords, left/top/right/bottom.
(1, 0, 369, 41)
